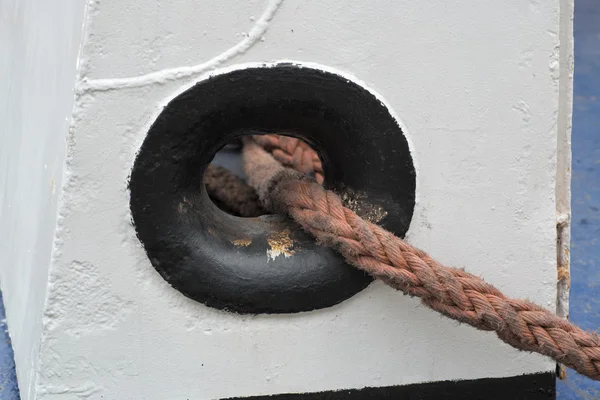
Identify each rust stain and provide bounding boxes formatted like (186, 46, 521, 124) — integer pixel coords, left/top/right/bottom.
(558, 246, 571, 284)
(555, 212, 571, 380)
(267, 229, 295, 261)
(232, 238, 252, 247)
(557, 265, 570, 283)
(556, 217, 571, 288)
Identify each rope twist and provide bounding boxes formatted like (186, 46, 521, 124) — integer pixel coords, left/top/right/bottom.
(203, 135, 600, 381)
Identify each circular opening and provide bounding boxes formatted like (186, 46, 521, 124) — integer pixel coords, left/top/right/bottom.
(204, 135, 325, 218)
(129, 62, 416, 314)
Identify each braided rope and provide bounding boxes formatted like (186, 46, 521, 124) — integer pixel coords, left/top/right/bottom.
(252, 134, 324, 184)
(241, 137, 600, 381)
(204, 164, 265, 217)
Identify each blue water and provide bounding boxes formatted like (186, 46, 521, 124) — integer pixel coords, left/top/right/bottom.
(0, 291, 19, 399)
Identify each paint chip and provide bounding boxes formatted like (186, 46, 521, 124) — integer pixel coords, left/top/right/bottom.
(267, 229, 295, 261)
(232, 238, 252, 247)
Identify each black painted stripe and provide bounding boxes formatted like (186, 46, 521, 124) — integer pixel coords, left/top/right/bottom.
(224, 372, 555, 400)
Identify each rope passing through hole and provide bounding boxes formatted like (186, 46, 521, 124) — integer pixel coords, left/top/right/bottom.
(203, 134, 600, 381)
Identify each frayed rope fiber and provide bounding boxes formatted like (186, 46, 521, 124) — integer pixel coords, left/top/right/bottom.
(202, 134, 600, 381)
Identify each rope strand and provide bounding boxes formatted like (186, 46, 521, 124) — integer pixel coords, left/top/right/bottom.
(237, 137, 600, 381)
(203, 135, 600, 380)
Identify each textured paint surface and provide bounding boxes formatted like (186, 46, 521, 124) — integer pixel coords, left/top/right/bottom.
(0, 0, 577, 399)
(0, 1, 86, 399)
(36, 1, 564, 398)
(556, 0, 600, 397)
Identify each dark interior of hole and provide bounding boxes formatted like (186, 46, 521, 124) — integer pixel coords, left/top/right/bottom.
(205, 135, 324, 217)
(209, 140, 245, 178)
(203, 137, 267, 218)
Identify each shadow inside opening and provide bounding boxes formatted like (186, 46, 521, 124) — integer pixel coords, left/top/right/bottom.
(204, 135, 324, 218)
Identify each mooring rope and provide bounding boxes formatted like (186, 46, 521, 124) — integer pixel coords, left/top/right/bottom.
(203, 135, 600, 381)
(205, 163, 265, 217)
(252, 134, 324, 184)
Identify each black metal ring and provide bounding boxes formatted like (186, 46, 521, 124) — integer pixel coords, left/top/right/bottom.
(129, 63, 416, 314)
